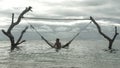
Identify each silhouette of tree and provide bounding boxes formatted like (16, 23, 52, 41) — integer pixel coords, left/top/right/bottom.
(1, 6, 32, 52)
(90, 16, 119, 50)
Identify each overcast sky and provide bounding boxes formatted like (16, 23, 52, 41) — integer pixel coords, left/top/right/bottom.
(0, 0, 120, 40)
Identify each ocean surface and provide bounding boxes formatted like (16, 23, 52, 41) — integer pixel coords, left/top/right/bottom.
(0, 40, 120, 68)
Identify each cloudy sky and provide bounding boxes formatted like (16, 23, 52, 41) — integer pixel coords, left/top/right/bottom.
(0, 0, 120, 40)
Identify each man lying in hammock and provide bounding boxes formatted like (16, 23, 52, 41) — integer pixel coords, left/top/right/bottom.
(29, 20, 91, 52)
(41, 33, 78, 52)
(54, 38, 61, 52)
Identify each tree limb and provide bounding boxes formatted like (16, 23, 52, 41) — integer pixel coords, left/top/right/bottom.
(11, 13, 14, 24)
(1, 30, 8, 36)
(112, 26, 119, 41)
(17, 40, 26, 45)
(16, 26, 28, 45)
(15, 6, 32, 25)
(7, 6, 32, 33)
(90, 16, 111, 41)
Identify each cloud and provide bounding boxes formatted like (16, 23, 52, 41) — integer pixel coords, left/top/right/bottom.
(1, 0, 120, 24)
(70, 27, 80, 32)
(38, 25, 53, 32)
(55, 26, 69, 32)
(0, 0, 120, 40)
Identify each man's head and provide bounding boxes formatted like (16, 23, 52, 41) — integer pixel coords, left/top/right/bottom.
(56, 38, 60, 42)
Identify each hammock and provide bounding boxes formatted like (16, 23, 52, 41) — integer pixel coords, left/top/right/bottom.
(28, 21, 91, 49)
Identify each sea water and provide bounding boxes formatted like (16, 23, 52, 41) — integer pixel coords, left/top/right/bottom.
(0, 40, 120, 68)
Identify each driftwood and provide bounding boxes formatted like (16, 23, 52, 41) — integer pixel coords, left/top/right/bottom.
(90, 16, 119, 50)
(2, 6, 32, 52)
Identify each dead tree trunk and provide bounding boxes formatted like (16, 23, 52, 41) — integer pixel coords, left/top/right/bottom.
(90, 16, 119, 50)
(1, 6, 32, 52)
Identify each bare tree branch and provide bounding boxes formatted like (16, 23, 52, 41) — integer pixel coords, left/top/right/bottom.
(15, 6, 32, 25)
(90, 16, 119, 50)
(90, 16, 111, 41)
(1, 6, 32, 52)
(16, 26, 28, 45)
(1, 30, 8, 36)
(112, 26, 119, 41)
(11, 13, 14, 24)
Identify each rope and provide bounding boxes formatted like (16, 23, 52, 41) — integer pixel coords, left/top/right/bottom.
(24, 19, 54, 47)
(62, 21, 92, 48)
(22, 17, 90, 20)
(72, 21, 92, 40)
(28, 23, 42, 37)
(23, 19, 42, 39)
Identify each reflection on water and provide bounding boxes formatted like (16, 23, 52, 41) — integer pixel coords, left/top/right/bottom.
(0, 40, 120, 68)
